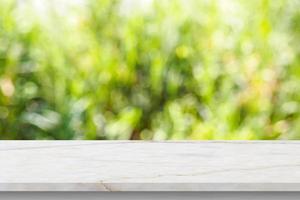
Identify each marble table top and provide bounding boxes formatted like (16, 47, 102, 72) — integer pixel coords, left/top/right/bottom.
(1, 141, 300, 191)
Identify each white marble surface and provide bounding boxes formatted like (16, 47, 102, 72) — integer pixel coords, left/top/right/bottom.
(1, 141, 300, 191)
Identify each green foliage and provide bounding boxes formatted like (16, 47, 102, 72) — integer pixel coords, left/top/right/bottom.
(0, 0, 299, 140)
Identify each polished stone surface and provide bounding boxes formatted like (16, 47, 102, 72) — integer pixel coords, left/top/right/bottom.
(1, 141, 300, 191)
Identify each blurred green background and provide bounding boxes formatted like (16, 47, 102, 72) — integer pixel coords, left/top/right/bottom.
(0, 0, 299, 140)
